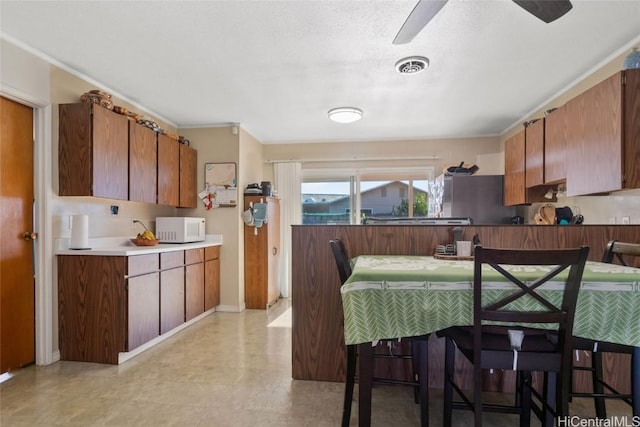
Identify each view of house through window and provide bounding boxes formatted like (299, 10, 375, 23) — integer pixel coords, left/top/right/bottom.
(301, 169, 433, 225)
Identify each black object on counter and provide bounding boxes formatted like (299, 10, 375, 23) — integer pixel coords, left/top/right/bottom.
(511, 215, 524, 224)
(261, 181, 272, 196)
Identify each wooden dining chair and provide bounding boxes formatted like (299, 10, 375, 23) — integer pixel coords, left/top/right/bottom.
(437, 245, 590, 427)
(570, 240, 640, 418)
(330, 239, 429, 427)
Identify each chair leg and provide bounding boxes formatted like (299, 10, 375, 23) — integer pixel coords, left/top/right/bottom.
(343, 345, 357, 427)
(417, 339, 429, 427)
(543, 371, 557, 427)
(592, 350, 607, 419)
(411, 341, 420, 404)
(633, 347, 640, 418)
(443, 338, 455, 427)
(473, 359, 482, 427)
(358, 343, 373, 427)
(519, 371, 532, 427)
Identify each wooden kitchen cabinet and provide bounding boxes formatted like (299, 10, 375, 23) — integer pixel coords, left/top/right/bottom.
(157, 133, 180, 206)
(205, 246, 221, 310)
(185, 248, 205, 321)
(59, 103, 129, 200)
(504, 130, 526, 206)
(244, 196, 280, 309)
(160, 251, 185, 334)
(58, 254, 160, 364)
(525, 119, 544, 188)
(58, 244, 220, 364)
(129, 121, 157, 204)
(566, 69, 640, 196)
(128, 271, 160, 350)
(543, 105, 568, 184)
(179, 143, 198, 208)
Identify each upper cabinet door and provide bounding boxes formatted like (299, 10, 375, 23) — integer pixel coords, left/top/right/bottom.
(624, 69, 640, 190)
(92, 105, 129, 200)
(504, 130, 526, 206)
(157, 134, 179, 206)
(543, 105, 567, 184)
(129, 122, 157, 204)
(179, 144, 197, 208)
(566, 72, 623, 196)
(59, 103, 128, 200)
(525, 119, 544, 188)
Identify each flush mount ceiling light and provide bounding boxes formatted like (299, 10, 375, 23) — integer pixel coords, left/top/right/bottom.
(395, 56, 429, 74)
(328, 107, 363, 124)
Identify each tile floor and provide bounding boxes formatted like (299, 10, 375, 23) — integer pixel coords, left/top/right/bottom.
(0, 298, 634, 426)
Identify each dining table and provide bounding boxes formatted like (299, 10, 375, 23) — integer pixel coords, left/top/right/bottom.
(340, 255, 640, 421)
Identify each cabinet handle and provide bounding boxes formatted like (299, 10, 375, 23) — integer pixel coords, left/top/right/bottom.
(272, 247, 278, 256)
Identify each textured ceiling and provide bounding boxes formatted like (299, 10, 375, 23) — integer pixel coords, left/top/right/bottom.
(2, 0, 639, 143)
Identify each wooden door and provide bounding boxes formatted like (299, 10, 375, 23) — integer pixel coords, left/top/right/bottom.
(544, 105, 567, 184)
(504, 130, 526, 206)
(160, 267, 184, 334)
(129, 122, 157, 204)
(179, 144, 197, 208)
(92, 105, 128, 200)
(127, 272, 160, 350)
(566, 72, 623, 196)
(267, 198, 280, 306)
(205, 246, 220, 310)
(525, 119, 544, 188)
(0, 96, 35, 373)
(157, 134, 179, 206)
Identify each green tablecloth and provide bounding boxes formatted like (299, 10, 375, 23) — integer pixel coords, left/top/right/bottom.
(341, 256, 640, 346)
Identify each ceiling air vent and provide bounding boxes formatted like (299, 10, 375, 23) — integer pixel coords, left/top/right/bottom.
(395, 56, 429, 75)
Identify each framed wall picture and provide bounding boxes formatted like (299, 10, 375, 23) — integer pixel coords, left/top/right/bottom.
(203, 162, 238, 208)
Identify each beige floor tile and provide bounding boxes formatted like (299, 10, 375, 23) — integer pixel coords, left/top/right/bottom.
(0, 298, 634, 426)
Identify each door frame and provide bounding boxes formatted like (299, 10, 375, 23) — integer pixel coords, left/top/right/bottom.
(1, 87, 55, 365)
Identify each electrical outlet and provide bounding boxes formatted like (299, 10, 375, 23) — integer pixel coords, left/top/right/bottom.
(622, 216, 630, 224)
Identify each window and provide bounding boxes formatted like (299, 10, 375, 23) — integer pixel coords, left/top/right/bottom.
(301, 168, 433, 225)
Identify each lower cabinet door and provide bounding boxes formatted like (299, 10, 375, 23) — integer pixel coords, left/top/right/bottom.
(161, 267, 184, 334)
(128, 272, 160, 350)
(205, 258, 220, 310)
(185, 262, 204, 321)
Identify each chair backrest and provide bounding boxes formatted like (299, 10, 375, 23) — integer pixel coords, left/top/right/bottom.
(601, 240, 640, 266)
(330, 239, 352, 285)
(473, 245, 590, 332)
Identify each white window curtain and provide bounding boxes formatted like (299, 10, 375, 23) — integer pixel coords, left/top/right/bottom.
(273, 162, 302, 298)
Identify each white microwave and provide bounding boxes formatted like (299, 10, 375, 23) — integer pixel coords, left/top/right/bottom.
(156, 217, 206, 243)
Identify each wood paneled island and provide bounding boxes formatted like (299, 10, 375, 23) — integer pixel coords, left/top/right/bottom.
(291, 224, 640, 392)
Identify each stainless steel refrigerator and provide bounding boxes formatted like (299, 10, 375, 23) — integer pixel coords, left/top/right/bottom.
(435, 174, 515, 225)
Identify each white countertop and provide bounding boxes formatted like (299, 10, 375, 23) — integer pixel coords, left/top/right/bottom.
(56, 234, 223, 256)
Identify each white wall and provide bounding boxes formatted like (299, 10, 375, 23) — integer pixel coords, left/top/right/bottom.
(178, 126, 245, 311)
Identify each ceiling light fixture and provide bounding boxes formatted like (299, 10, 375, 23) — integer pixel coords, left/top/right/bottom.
(395, 56, 429, 74)
(328, 107, 363, 124)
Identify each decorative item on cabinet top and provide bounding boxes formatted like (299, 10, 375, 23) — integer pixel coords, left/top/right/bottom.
(624, 47, 640, 70)
(80, 90, 187, 142)
(80, 90, 114, 110)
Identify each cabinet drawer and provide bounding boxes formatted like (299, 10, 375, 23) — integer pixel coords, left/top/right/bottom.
(205, 245, 220, 260)
(161, 251, 184, 269)
(185, 248, 204, 265)
(128, 254, 159, 277)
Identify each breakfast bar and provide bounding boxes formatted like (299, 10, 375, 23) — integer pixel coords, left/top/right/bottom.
(292, 224, 640, 396)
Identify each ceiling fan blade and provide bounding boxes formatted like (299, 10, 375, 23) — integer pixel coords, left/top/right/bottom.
(393, 0, 448, 45)
(512, 0, 573, 23)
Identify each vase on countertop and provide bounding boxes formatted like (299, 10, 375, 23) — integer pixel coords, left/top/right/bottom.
(624, 47, 640, 69)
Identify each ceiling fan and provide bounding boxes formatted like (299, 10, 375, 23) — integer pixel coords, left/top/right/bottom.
(393, 0, 573, 44)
